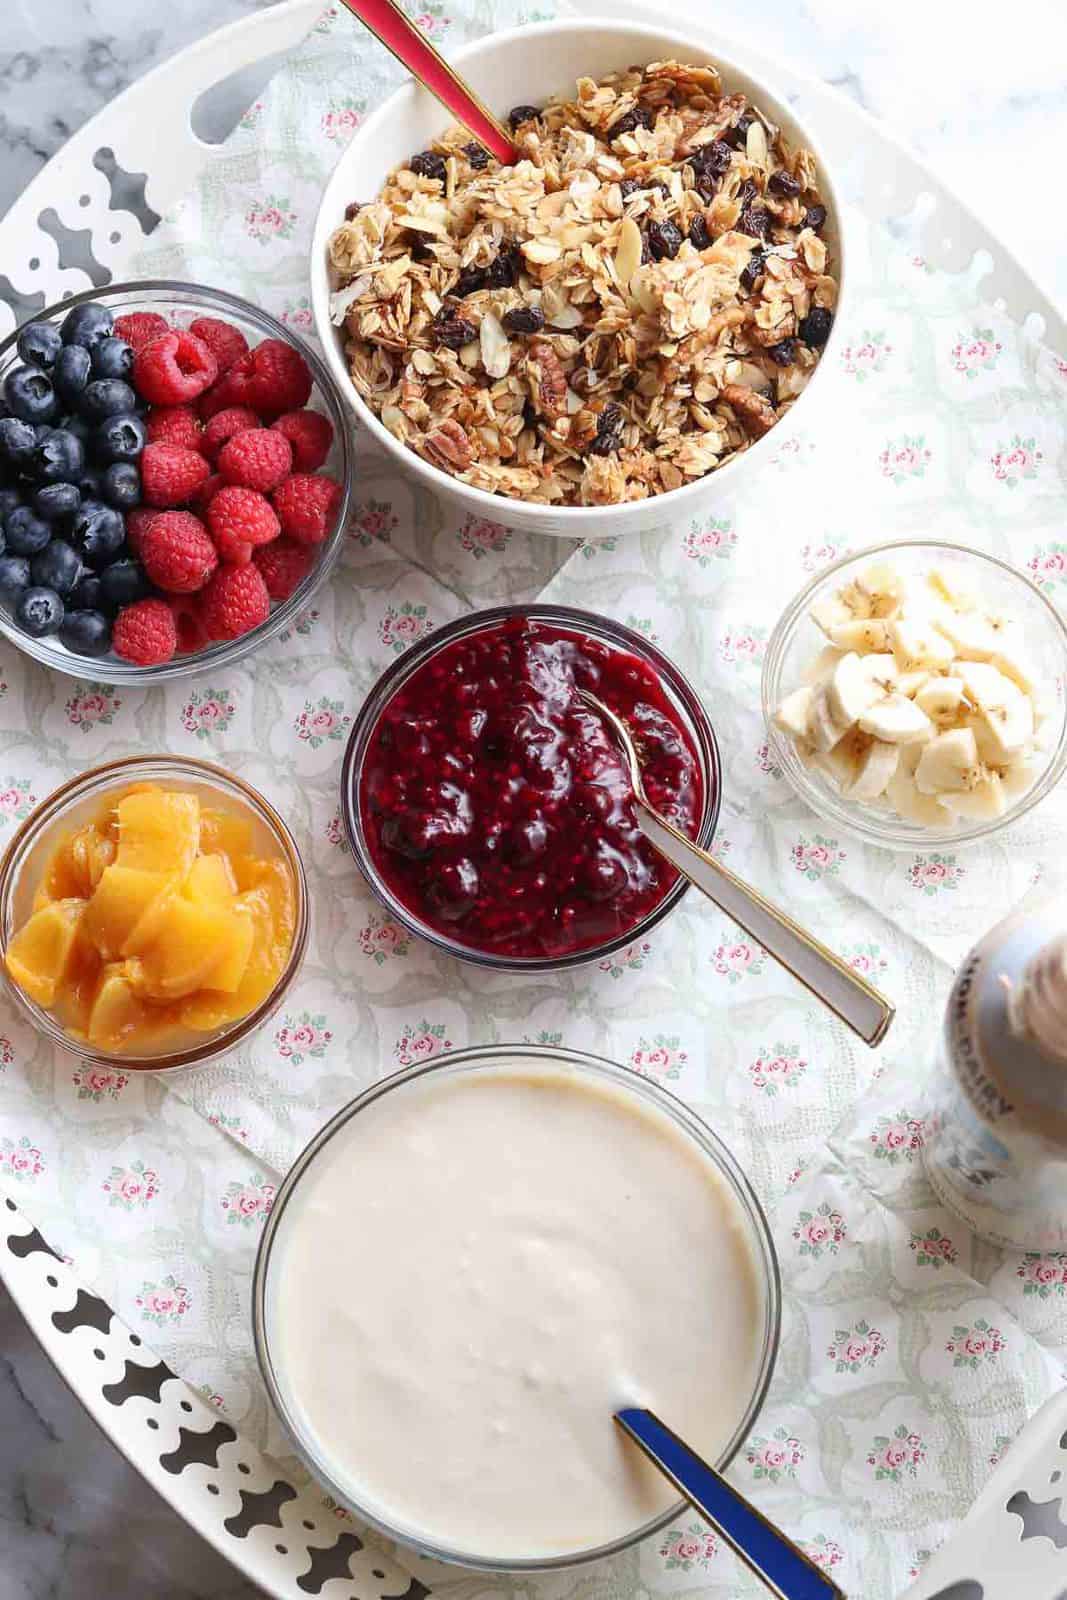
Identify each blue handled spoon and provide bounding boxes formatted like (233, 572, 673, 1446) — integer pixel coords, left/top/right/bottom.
(615, 1409, 847, 1600)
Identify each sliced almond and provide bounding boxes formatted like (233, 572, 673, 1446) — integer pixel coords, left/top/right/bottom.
(614, 217, 643, 287)
(479, 311, 511, 380)
(521, 238, 562, 266)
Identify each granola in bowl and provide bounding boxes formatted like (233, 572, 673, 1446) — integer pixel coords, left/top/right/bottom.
(327, 59, 837, 509)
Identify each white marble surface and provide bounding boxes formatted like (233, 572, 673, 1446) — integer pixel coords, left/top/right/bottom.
(1, 0, 1066, 1595)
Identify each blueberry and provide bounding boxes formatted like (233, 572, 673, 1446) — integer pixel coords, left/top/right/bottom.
(16, 321, 62, 370)
(3, 365, 57, 425)
(69, 572, 105, 612)
(80, 378, 137, 423)
(62, 414, 92, 447)
(92, 411, 147, 465)
(77, 467, 103, 501)
(0, 416, 37, 471)
(101, 461, 140, 510)
(59, 609, 111, 658)
(60, 301, 114, 353)
(4, 506, 53, 556)
(90, 337, 134, 381)
(99, 557, 147, 609)
(0, 556, 30, 607)
(31, 539, 83, 597)
(33, 482, 81, 523)
(71, 501, 125, 568)
(14, 586, 63, 637)
(0, 486, 20, 521)
(54, 344, 92, 408)
(31, 426, 85, 485)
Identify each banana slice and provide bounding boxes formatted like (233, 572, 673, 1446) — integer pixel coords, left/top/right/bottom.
(828, 652, 880, 726)
(1000, 756, 1038, 803)
(888, 618, 956, 673)
(992, 641, 1037, 698)
(896, 669, 932, 699)
(847, 739, 899, 800)
(812, 728, 867, 788)
(956, 661, 1034, 759)
(914, 726, 983, 794)
(842, 562, 904, 619)
(810, 592, 855, 635)
(858, 652, 900, 690)
(807, 682, 850, 752)
(804, 644, 844, 685)
(927, 568, 978, 613)
(935, 609, 1012, 662)
(827, 619, 891, 654)
(915, 676, 965, 724)
(858, 693, 933, 744)
(774, 686, 813, 741)
(937, 773, 1006, 821)
(887, 763, 947, 826)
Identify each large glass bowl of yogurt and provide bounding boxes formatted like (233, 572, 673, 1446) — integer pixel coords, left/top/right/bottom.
(253, 1044, 780, 1570)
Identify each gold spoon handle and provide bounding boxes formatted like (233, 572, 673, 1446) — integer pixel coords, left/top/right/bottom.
(637, 803, 894, 1048)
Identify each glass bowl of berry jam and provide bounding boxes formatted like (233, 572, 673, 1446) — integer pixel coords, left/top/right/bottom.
(341, 606, 721, 970)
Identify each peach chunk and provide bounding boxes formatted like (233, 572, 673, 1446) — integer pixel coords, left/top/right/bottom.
(6, 899, 88, 1008)
(116, 789, 200, 877)
(184, 853, 237, 905)
(83, 865, 171, 960)
(130, 897, 241, 1000)
(200, 808, 253, 860)
(87, 964, 167, 1052)
(179, 886, 280, 1030)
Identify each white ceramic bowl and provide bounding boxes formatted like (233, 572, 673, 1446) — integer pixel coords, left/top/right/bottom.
(310, 17, 847, 540)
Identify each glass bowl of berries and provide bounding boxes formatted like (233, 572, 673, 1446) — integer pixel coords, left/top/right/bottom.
(0, 281, 353, 681)
(340, 605, 721, 970)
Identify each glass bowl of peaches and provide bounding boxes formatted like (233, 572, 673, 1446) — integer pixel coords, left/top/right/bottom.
(0, 756, 308, 1070)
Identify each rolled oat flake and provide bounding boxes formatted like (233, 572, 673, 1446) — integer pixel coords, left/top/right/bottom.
(923, 900, 1067, 1249)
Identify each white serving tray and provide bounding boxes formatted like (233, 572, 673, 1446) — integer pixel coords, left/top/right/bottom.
(1, 4, 1066, 1596)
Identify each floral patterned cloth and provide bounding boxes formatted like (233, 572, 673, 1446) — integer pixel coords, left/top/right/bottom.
(2, 6, 1067, 1599)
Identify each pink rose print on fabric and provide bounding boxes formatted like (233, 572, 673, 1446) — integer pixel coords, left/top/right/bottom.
(221, 1175, 275, 1226)
(793, 1202, 846, 1260)
(800, 1537, 845, 1573)
(457, 515, 511, 560)
(294, 696, 350, 749)
(842, 329, 891, 381)
(659, 1523, 719, 1571)
(718, 624, 766, 670)
(278, 606, 319, 643)
(208, 1112, 248, 1142)
(712, 936, 766, 984)
(579, 536, 619, 560)
(951, 327, 1001, 378)
(65, 682, 121, 732)
(351, 498, 398, 548)
(0, 1136, 44, 1183)
(280, 296, 314, 331)
(624, 614, 659, 644)
(755, 740, 782, 779)
(0, 1036, 14, 1069)
(629, 1035, 687, 1081)
(245, 195, 297, 244)
(1028, 543, 1067, 594)
(842, 941, 888, 980)
(358, 914, 411, 964)
(523, 1031, 563, 1047)
(870, 1112, 924, 1164)
(394, 1019, 453, 1067)
(868, 1424, 926, 1483)
(1016, 1253, 1067, 1299)
(379, 601, 433, 654)
(879, 434, 930, 483)
(181, 688, 235, 739)
(412, 3, 450, 38)
(274, 1012, 333, 1067)
(324, 812, 349, 852)
(827, 1319, 886, 1375)
(909, 1550, 933, 1581)
(909, 1227, 957, 1269)
(320, 96, 365, 144)
(991, 435, 1043, 487)
(800, 540, 848, 574)
(791, 834, 845, 882)
(0, 778, 37, 825)
(907, 853, 963, 895)
(989, 1435, 1012, 1468)
(103, 1159, 158, 1209)
(745, 1427, 804, 1483)
(749, 1042, 807, 1097)
(135, 1275, 191, 1328)
(946, 1317, 1006, 1369)
(72, 1064, 128, 1103)
(683, 516, 736, 568)
(239, 101, 264, 132)
(597, 941, 651, 979)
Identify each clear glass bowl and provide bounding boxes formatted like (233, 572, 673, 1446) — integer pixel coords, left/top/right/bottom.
(761, 540, 1067, 850)
(0, 280, 353, 683)
(0, 755, 309, 1072)
(339, 604, 722, 971)
(252, 1042, 781, 1571)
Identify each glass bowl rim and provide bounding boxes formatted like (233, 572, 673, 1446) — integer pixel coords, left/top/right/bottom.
(0, 279, 354, 684)
(0, 752, 309, 1071)
(339, 602, 723, 970)
(760, 537, 1067, 850)
(251, 1040, 782, 1572)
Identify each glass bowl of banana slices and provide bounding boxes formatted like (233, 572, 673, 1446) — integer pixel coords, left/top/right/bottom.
(762, 541, 1067, 849)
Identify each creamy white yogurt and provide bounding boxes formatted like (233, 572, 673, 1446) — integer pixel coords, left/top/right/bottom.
(264, 1057, 767, 1562)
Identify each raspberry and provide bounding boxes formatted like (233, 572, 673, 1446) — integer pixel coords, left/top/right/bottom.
(141, 442, 211, 508)
(254, 537, 313, 600)
(202, 406, 262, 463)
(167, 594, 210, 655)
(140, 510, 218, 594)
(124, 506, 160, 555)
(113, 598, 178, 666)
(219, 428, 292, 492)
(114, 311, 169, 351)
(271, 409, 333, 472)
(188, 316, 249, 376)
(201, 563, 271, 641)
(206, 485, 280, 564)
(133, 330, 218, 406)
(146, 405, 203, 453)
(217, 338, 313, 418)
(188, 471, 225, 514)
(271, 473, 343, 544)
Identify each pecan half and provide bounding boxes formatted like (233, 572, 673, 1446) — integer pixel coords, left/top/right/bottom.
(721, 383, 777, 437)
(422, 418, 473, 472)
(527, 338, 567, 421)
